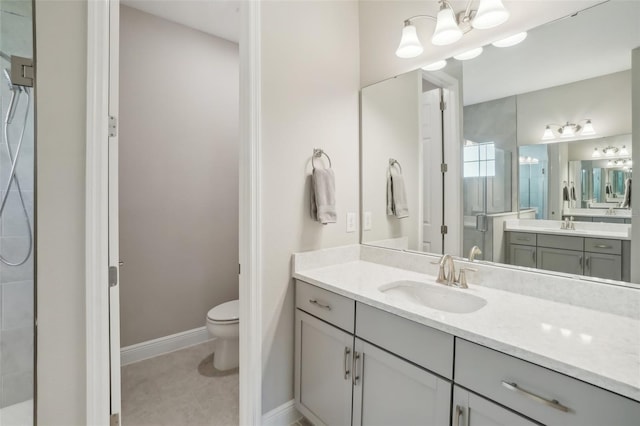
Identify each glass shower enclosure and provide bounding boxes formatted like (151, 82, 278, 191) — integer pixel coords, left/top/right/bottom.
(0, 0, 35, 424)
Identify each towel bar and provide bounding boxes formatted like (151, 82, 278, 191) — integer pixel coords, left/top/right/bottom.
(389, 158, 403, 173)
(312, 148, 332, 169)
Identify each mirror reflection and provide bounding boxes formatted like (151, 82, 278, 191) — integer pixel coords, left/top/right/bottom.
(360, 1, 638, 283)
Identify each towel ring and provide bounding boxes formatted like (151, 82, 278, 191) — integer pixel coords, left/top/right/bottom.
(312, 148, 332, 170)
(389, 158, 402, 173)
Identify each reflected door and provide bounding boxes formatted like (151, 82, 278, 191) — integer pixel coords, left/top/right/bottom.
(421, 88, 443, 254)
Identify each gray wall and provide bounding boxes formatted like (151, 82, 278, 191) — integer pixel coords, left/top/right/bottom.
(260, 0, 360, 414)
(632, 48, 639, 284)
(35, 0, 87, 423)
(119, 6, 239, 347)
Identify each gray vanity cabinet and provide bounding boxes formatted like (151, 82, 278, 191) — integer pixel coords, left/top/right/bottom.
(509, 245, 537, 268)
(536, 247, 584, 275)
(584, 252, 622, 280)
(452, 386, 538, 426)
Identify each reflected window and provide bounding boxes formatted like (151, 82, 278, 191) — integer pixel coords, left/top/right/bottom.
(464, 141, 496, 177)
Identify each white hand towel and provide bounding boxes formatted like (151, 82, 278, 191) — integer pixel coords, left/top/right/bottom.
(311, 168, 337, 224)
(387, 165, 409, 219)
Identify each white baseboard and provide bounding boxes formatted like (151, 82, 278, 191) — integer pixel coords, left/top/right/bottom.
(121, 326, 213, 366)
(262, 400, 302, 426)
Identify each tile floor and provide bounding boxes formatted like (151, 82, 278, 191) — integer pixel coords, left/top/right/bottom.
(121, 341, 238, 426)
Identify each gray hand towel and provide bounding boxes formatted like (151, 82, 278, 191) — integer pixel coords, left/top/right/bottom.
(310, 168, 337, 224)
(387, 165, 409, 219)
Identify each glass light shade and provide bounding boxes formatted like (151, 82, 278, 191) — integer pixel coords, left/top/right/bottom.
(581, 120, 596, 136)
(620, 145, 629, 156)
(422, 60, 448, 71)
(560, 124, 575, 138)
(605, 148, 616, 156)
(454, 47, 484, 61)
(492, 32, 527, 48)
(592, 148, 601, 158)
(628, 160, 633, 166)
(396, 24, 424, 59)
(607, 160, 614, 166)
(472, 0, 510, 30)
(431, 8, 463, 46)
(541, 126, 555, 141)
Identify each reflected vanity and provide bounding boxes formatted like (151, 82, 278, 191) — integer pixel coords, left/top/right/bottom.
(360, 0, 638, 283)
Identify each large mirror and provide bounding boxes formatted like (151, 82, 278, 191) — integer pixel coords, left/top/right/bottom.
(361, 0, 639, 283)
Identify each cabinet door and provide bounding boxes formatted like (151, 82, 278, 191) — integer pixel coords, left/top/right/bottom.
(453, 386, 538, 426)
(585, 252, 622, 281)
(536, 247, 583, 275)
(509, 244, 536, 268)
(352, 338, 450, 426)
(295, 309, 353, 426)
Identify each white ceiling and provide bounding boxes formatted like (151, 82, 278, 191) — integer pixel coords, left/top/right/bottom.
(122, 0, 240, 43)
(462, 0, 640, 105)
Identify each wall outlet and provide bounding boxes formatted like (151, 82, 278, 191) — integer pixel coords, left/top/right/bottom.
(346, 212, 356, 233)
(363, 212, 372, 231)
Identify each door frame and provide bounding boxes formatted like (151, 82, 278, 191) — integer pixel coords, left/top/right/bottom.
(85, 0, 263, 424)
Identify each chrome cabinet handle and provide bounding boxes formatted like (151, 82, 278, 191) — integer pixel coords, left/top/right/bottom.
(579, 256, 583, 268)
(594, 244, 612, 249)
(343, 347, 351, 380)
(454, 405, 464, 426)
(585, 256, 590, 272)
(309, 299, 331, 311)
(532, 250, 536, 264)
(501, 381, 570, 413)
(352, 351, 361, 386)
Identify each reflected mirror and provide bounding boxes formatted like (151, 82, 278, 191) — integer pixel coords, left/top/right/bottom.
(361, 0, 639, 283)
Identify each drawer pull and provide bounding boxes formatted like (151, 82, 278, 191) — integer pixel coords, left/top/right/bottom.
(343, 347, 351, 380)
(516, 237, 531, 241)
(352, 352, 361, 386)
(454, 405, 463, 426)
(501, 381, 570, 413)
(309, 299, 331, 311)
(594, 244, 612, 249)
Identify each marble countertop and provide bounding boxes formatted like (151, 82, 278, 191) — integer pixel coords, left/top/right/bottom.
(293, 260, 640, 402)
(563, 208, 632, 219)
(504, 219, 631, 240)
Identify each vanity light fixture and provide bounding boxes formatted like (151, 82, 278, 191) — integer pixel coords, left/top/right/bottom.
(422, 59, 448, 71)
(396, 0, 510, 59)
(541, 119, 595, 141)
(454, 47, 484, 60)
(603, 146, 619, 156)
(519, 156, 539, 165)
(492, 31, 528, 48)
(592, 148, 601, 158)
(619, 145, 629, 156)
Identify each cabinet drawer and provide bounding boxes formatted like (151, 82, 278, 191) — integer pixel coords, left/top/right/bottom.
(455, 339, 640, 426)
(584, 238, 622, 255)
(509, 232, 537, 246)
(296, 280, 355, 333)
(355, 302, 453, 379)
(537, 234, 583, 251)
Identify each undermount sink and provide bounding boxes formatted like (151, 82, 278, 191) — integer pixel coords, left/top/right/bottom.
(379, 280, 487, 314)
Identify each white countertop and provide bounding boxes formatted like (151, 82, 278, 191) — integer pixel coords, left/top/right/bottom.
(293, 260, 640, 402)
(564, 208, 632, 219)
(504, 219, 631, 239)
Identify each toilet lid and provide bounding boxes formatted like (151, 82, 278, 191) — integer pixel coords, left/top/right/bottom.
(207, 300, 239, 322)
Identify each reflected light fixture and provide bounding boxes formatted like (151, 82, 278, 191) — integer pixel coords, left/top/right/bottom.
(592, 148, 601, 158)
(541, 119, 595, 141)
(541, 126, 555, 141)
(396, 0, 511, 59)
(492, 32, 528, 48)
(454, 47, 484, 60)
(422, 60, 448, 71)
(581, 119, 596, 136)
(620, 145, 629, 156)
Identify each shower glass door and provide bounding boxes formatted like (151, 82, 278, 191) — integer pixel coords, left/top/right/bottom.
(0, 0, 35, 424)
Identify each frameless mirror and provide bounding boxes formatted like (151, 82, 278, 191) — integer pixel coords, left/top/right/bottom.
(360, 0, 639, 284)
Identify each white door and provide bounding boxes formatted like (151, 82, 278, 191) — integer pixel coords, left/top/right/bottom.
(421, 88, 444, 254)
(108, 0, 122, 419)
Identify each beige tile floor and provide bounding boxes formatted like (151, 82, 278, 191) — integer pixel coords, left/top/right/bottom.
(121, 341, 239, 426)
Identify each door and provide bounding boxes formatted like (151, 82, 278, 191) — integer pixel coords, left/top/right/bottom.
(584, 252, 622, 281)
(108, 0, 122, 419)
(352, 338, 451, 426)
(536, 247, 583, 275)
(295, 310, 353, 426)
(453, 386, 539, 426)
(421, 88, 444, 254)
(509, 245, 537, 268)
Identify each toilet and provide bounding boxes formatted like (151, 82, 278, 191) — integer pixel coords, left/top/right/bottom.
(206, 299, 239, 371)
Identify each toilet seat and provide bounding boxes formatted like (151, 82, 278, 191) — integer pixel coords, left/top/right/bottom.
(207, 299, 239, 323)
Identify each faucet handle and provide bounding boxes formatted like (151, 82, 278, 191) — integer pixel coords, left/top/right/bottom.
(456, 267, 477, 289)
(431, 260, 448, 284)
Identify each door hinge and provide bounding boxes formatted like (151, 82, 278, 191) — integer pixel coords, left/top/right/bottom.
(109, 116, 118, 137)
(110, 413, 120, 426)
(441, 225, 448, 235)
(109, 266, 118, 287)
(441, 163, 448, 173)
(238, 264, 241, 275)
(11, 56, 34, 87)
(440, 100, 446, 111)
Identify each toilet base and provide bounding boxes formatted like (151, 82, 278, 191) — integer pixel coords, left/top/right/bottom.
(214, 337, 239, 371)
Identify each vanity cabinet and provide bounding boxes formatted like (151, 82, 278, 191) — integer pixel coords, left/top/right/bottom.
(508, 245, 537, 268)
(536, 247, 584, 275)
(453, 386, 538, 426)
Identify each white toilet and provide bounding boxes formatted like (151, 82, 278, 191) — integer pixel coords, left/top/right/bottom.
(206, 299, 239, 371)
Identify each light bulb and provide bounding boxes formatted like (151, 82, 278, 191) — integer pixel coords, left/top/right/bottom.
(492, 32, 527, 48)
(396, 22, 423, 59)
(431, 7, 463, 46)
(454, 47, 484, 61)
(581, 120, 596, 136)
(541, 125, 555, 141)
(472, 0, 510, 30)
(422, 60, 447, 71)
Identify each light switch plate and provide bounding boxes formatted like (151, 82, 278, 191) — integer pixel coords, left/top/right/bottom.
(346, 212, 356, 233)
(363, 212, 372, 231)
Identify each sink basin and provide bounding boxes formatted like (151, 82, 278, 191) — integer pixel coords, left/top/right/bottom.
(379, 280, 487, 314)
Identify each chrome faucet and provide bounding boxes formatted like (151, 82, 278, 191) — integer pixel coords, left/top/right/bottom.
(468, 246, 482, 262)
